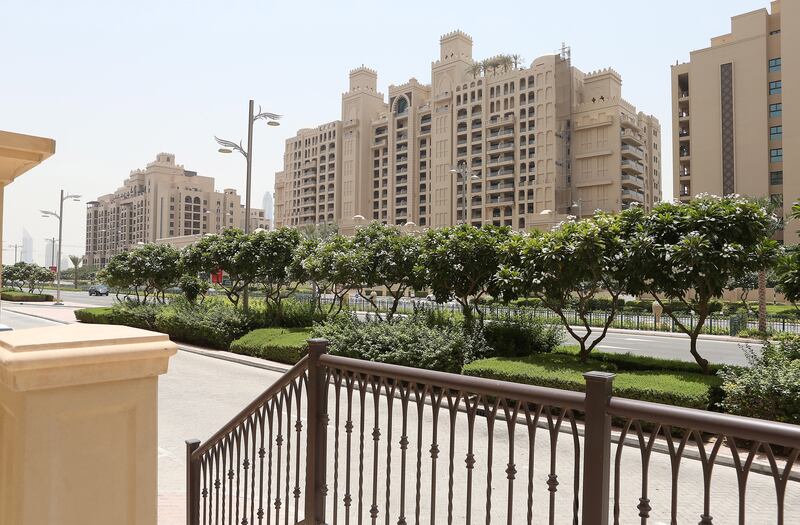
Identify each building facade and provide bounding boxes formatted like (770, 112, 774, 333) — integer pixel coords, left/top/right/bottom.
(85, 153, 263, 266)
(275, 32, 661, 233)
(671, 0, 799, 242)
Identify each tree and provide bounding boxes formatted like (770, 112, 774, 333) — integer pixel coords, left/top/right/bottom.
(775, 202, 800, 310)
(353, 222, 422, 320)
(300, 233, 366, 316)
(625, 195, 779, 373)
(467, 62, 483, 79)
(182, 229, 259, 307)
(68, 255, 82, 289)
(29, 265, 54, 294)
(417, 224, 511, 325)
(98, 244, 181, 303)
(726, 273, 758, 313)
(498, 213, 631, 361)
(3, 262, 32, 291)
(250, 227, 304, 318)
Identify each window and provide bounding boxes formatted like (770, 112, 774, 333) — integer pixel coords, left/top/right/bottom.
(769, 80, 782, 95)
(769, 57, 782, 72)
(770, 148, 783, 163)
(770, 29, 781, 35)
(770, 170, 784, 185)
(770, 125, 783, 141)
(770, 103, 783, 117)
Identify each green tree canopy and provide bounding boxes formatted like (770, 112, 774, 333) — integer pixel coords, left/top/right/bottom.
(625, 195, 779, 372)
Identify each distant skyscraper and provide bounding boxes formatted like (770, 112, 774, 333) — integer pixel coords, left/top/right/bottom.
(45, 238, 56, 268)
(262, 191, 274, 221)
(21, 228, 33, 263)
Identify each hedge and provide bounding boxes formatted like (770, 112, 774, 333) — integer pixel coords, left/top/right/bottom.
(1, 290, 55, 302)
(463, 353, 722, 409)
(74, 307, 115, 324)
(553, 345, 724, 374)
(230, 328, 312, 365)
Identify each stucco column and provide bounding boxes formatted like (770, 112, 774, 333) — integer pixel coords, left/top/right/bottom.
(0, 324, 177, 525)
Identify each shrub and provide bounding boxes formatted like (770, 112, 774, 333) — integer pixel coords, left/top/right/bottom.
(624, 299, 654, 311)
(463, 353, 721, 409)
(719, 335, 800, 424)
(230, 327, 312, 364)
(482, 315, 563, 357)
(75, 307, 115, 324)
(154, 301, 251, 349)
(0, 290, 54, 302)
(250, 298, 328, 329)
(112, 302, 164, 330)
(553, 346, 724, 374)
(509, 297, 542, 308)
(736, 328, 772, 339)
(582, 298, 625, 311)
(179, 275, 208, 303)
(312, 315, 489, 373)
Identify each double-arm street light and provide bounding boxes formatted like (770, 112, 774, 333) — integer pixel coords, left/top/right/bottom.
(450, 162, 480, 225)
(40, 190, 81, 305)
(215, 100, 281, 310)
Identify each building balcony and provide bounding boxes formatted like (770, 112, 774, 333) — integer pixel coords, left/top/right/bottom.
(678, 91, 690, 101)
(621, 188, 645, 203)
(487, 115, 515, 128)
(620, 129, 644, 146)
(488, 156, 515, 166)
(621, 174, 644, 190)
(621, 159, 645, 175)
(620, 144, 645, 160)
(489, 141, 514, 152)
(488, 183, 516, 192)
(488, 128, 515, 140)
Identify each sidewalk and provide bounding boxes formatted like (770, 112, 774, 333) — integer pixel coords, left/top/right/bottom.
(1, 301, 86, 324)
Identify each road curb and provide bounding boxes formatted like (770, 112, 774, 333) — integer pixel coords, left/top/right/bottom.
(177, 344, 291, 374)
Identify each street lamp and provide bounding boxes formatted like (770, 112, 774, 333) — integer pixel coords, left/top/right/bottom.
(215, 100, 281, 311)
(449, 162, 481, 225)
(40, 190, 81, 305)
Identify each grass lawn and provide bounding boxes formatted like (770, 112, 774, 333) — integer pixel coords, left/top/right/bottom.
(463, 346, 723, 409)
(230, 327, 313, 365)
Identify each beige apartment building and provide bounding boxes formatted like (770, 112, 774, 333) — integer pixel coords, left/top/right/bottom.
(275, 32, 661, 233)
(671, 0, 800, 242)
(85, 153, 263, 266)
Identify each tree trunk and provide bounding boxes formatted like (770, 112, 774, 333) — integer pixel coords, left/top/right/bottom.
(758, 270, 767, 333)
(689, 333, 710, 374)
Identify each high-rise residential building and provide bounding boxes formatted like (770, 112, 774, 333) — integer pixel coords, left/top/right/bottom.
(85, 153, 263, 267)
(262, 191, 274, 224)
(671, 0, 799, 242)
(20, 227, 33, 263)
(274, 32, 661, 233)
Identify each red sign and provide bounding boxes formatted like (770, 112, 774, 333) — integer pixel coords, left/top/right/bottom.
(49, 266, 57, 273)
(211, 269, 224, 284)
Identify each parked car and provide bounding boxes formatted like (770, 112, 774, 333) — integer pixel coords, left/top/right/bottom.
(88, 284, 109, 296)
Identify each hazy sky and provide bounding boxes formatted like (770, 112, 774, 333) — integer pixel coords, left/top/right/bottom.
(2, 0, 771, 264)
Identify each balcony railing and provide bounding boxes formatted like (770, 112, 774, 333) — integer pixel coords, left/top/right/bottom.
(186, 340, 800, 525)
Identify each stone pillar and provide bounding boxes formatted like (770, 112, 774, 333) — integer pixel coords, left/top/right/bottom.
(0, 324, 177, 525)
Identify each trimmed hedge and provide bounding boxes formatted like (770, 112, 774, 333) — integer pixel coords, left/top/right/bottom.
(463, 353, 721, 409)
(230, 328, 312, 364)
(553, 345, 724, 374)
(1, 290, 55, 302)
(74, 306, 115, 324)
(483, 316, 562, 357)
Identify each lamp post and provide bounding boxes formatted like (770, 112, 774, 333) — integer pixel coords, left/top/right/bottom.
(40, 190, 81, 305)
(215, 100, 281, 311)
(449, 162, 480, 225)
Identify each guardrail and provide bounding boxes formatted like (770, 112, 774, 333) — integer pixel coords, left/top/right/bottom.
(186, 340, 800, 524)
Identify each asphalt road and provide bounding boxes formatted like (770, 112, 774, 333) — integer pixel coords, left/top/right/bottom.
(57, 288, 117, 306)
(0, 308, 62, 329)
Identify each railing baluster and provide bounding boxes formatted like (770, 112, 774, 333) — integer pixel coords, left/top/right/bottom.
(383, 379, 398, 525)
(524, 404, 542, 525)
(398, 381, 411, 525)
(429, 388, 444, 524)
(292, 378, 304, 524)
(370, 376, 382, 524)
(273, 394, 284, 525)
(568, 410, 580, 525)
(445, 391, 462, 525)
(332, 371, 344, 525)
(502, 400, 519, 525)
(344, 373, 355, 525)
(763, 445, 799, 525)
(413, 384, 429, 525)
(283, 387, 293, 525)
(186, 439, 201, 525)
(357, 373, 368, 525)
(465, 394, 479, 525)
(483, 397, 500, 525)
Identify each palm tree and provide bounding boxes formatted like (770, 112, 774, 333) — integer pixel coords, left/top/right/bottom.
(467, 62, 483, 79)
(68, 255, 82, 289)
(510, 54, 524, 70)
(500, 54, 513, 72)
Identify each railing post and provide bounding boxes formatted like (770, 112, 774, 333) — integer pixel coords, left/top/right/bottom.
(185, 439, 201, 525)
(581, 371, 615, 525)
(305, 338, 329, 524)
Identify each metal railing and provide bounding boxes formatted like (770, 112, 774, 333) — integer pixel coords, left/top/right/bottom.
(186, 340, 800, 524)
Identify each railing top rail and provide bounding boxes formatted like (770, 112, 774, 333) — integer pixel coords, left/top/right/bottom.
(608, 397, 800, 449)
(319, 353, 586, 410)
(192, 355, 310, 459)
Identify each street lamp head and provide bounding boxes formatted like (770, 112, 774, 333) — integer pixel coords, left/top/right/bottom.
(218, 148, 233, 154)
(267, 121, 280, 127)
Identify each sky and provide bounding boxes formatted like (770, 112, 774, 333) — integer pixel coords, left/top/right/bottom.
(1, 0, 772, 265)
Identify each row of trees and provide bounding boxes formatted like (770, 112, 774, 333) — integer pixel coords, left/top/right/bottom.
(2, 261, 55, 294)
(99, 195, 781, 373)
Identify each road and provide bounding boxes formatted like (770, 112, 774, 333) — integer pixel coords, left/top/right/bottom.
(48, 290, 759, 366)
